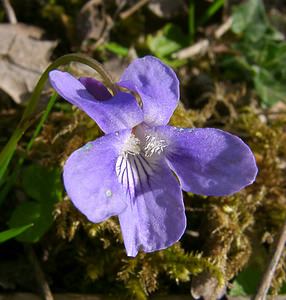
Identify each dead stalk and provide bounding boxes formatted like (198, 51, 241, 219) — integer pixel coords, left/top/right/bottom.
(2, 0, 17, 24)
(173, 17, 233, 60)
(253, 220, 286, 300)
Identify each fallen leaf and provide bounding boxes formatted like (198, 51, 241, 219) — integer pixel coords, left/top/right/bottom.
(77, 0, 109, 44)
(0, 23, 57, 104)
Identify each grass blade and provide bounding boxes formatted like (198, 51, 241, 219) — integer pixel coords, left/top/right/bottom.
(199, 0, 225, 26)
(0, 224, 33, 243)
(188, 0, 196, 41)
(26, 92, 58, 152)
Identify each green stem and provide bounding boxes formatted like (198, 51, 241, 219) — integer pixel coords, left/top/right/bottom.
(26, 92, 58, 153)
(21, 53, 116, 124)
(188, 0, 195, 42)
(0, 53, 116, 183)
(0, 121, 31, 183)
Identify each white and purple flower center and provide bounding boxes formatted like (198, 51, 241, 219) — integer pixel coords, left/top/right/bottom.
(115, 131, 167, 198)
(144, 135, 167, 157)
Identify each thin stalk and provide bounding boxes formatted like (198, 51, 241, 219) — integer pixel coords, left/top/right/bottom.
(20, 53, 116, 124)
(253, 220, 286, 300)
(26, 92, 58, 153)
(0, 53, 116, 183)
(188, 0, 195, 42)
(2, 0, 17, 24)
(199, 0, 225, 26)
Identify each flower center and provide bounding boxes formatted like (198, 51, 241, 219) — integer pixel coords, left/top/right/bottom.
(120, 130, 167, 159)
(121, 134, 141, 158)
(144, 135, 167, 157)
(116, 131, 167, 198)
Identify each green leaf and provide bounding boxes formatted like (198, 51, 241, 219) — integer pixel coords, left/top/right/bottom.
(231, 0, 282, 43)
(147, 23, 188, 58)
(225, 0, 286, 107)
(219, 55, 254, 81)
(158, 57, 188, 68)
(232, 0, 268, 35)
(228, 265, 262, 296)
(8, 201, 54, 243)
(228, 280, 247, 297)
(22, 164, 62, 203)
(104, 42, 129, 57)
(259, 42, 286, 69)
(8, 164, 62, 243)
(0, 224, 34, 243)
(254, 68, 286, 106)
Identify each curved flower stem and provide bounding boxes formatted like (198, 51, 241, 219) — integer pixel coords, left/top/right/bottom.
(0, 53, 116, 182)
(21, 53, 116, 124)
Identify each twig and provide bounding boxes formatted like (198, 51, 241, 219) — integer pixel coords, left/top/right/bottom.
(253, 219, 286, 300)
(84, 0, 149, 50)
(173, 40, 210, 60)
(25, 245, 54, 300)
(173, 17, 233, 60)
(86, 0, 128, 50)
(119, 0, 150, 20)
(1, 0, 17, 24)
(215, 17, 233, 39)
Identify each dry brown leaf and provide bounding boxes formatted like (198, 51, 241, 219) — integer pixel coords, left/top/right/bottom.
(0, 23, 57, 104)
(77, 0, 108, 44)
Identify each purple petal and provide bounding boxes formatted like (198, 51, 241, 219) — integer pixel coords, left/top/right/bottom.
(119, 56, 179, 126)
(49, 70, 144, 133)
(79, 77, 112, 100)
(117, 155, 186, 257)
(63, 130, 133, 223)
(153, 126, 258, 196)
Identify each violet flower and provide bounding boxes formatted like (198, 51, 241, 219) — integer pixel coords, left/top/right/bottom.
(49, 56, 257, 257)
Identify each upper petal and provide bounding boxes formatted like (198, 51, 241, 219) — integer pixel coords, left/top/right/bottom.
(49, 70, 144, 133)
(63, 130, 133, 223)
(119, 56, 179, 126)
(117, 154, 186, 257)
(153, 126, 258, 196)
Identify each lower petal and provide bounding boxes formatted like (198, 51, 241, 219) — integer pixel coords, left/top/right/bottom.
(117, 156, 186, 257)
(153, 126, 258, 196)
(63, 130, 132, 223)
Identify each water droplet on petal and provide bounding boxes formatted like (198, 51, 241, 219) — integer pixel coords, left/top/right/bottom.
(115, 131, 119, 136)
(105, 189, 112, 198)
